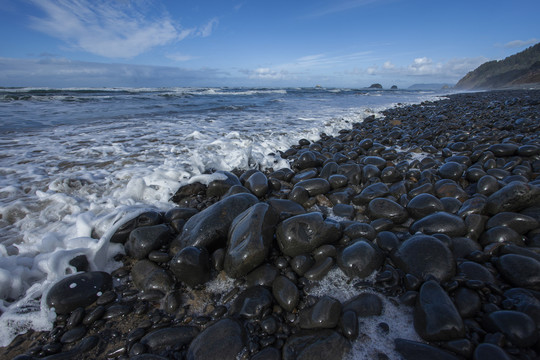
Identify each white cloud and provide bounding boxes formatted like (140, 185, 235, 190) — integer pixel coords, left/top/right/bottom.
(166, 53, 196, 62)
(27, 0, 195, 58)
(382, 61, 395, 69)
(242, 67, 289, 80)
(198, 18, 219, 38)
(502, 38, 539, 48)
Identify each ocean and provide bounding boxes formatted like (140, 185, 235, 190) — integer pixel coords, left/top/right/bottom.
(0, 86, 442, 348)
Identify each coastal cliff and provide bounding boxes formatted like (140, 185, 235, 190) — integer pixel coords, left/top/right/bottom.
(456, 43, 540, 89)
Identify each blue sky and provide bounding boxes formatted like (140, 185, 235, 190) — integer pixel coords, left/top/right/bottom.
(0, 0, 538, 88)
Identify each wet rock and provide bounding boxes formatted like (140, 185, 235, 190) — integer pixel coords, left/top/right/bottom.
(495, 254, 540, 290)
(187, 318, 245, 360)
(229, 286, 273, 319)
(479, 225, 524, 247)
(342, 293, 383, 317)
(394, 338, 461, 360)
(170, 246, 211, 288)
(438, 162, 464, 181)
(485, 181, 540, 215)
(353, 183, 389, 205)
(282, 329, 350, 360)
(451, 237, 482, 259)
(290, 254, 315, 276)
(304, 257, 334, 280)
(125, 224, 171, 260)
(171, 182, 207, 203)
(246, 263, 279, 287)
(328, 174, 348, 189)
(453, 287, 481, 318)
(293, 151, 321, 170)
(251, 347, 281, 360)
(337, 240, 385, 278)
(410, 212, 467, 237)
(392, 234, 455, 282)
(486, 211, 539, 234)
(140, 326, 199, 352)
(333, 203, 355, 219)
(368, 198, 408, 224)
(435, 181, 469, 202)
(267, 198, 306, 217)
(414, 280, 465, 341)
(60, 326, 87, 344)
(343, 222, 376, 241)
(110, 211, 163, 244)
(340, 310, 359, 340)
(272, 275, 300, 312)
(488, 143, 519, 157)
(207, 171, 241, 197)
(170, 193, 259, 253)
(299, 296, 341, 329)
(46, 272, 113, 314)
(407, 193, 444, 219)
(476, 175, 500, 196)
(276, 212, 342, 257)
(131, 259, 173, 294)
(458, 261, 495, 283)
(483, 310, 538, 347)
(295, 178, 331, 196)
(457, 196, 487, 217)
(224, 203, 279, 278)
(245, 171, 269, 198)
(473, 343, 513, 360)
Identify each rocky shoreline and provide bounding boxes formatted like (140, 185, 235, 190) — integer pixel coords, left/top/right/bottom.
(2, 89, 540, 360)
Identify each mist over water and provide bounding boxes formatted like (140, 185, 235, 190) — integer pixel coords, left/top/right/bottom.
(0, 87, 440, 347)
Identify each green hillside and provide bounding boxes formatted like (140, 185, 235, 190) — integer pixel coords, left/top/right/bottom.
(456, 43, 540, 89)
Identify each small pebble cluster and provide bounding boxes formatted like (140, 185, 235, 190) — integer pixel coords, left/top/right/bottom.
(2, 90, 540, 360)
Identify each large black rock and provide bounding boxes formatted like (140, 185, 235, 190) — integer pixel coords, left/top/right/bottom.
(224, 203, 279, 278)
(282, 329, 350, 360)
(414, 280, 465, 341)
(46, 271, 112, 314)
(170, 193, 259, 254)
(276, 212, 341, 257)
(187, 318, 245, 360)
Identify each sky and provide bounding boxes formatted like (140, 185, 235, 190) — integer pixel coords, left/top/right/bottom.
(0, 0, 539, 88)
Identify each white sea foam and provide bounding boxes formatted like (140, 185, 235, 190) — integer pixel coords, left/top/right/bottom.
(0, 87, 440, 346)
(308, 268, 422, 360)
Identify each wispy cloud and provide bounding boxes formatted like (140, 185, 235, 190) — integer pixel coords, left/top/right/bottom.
(240, 67, 290, 80)
(166, 53, 196, 62)
(27, 0, 213, 59)
(353, 56, 487, 79)
(304, 0, 383, 18)
(501, 38, 539, 48)
(198, 18, 219, 38)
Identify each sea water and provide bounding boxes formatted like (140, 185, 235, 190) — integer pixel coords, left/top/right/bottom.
(0, 87, 440, 352)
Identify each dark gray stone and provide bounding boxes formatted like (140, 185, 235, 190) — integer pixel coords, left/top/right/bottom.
(479, 225, 524, 247)
(224, 203, 279, 278)
(267, 198, 306, 217)
(46, 272, 113, 314)
(414, 280, 465, 341)
(342, 293, 383, 317)
(141, 326, 199, 352)
(395, 338, 461, 360)
(125, 224, 171, 260)
(206, 171, 241, 197)
(391, 234, 455, 282)
(353, 183, 389, 205)
(131, 259, 173, 294)
(295, 178, 331, 196)
(282, 330, 350, 360)
(485, 181, 540, 215)
(299, 296, 341, 329)
(276, 212, 342, 257)
(170, 246, 211, 288)
(410, 211, 467, 237)
(438, 162, 464, 181)
(473, 343, 513, 360)
(272, 275, 300, 312)
(343, 222, 376, 241)
(476, 175, 500, 196)
(229, 286, 273, 319)
(368, 198, 408, 224)
(486, 211, 539, 234)
(245, 171, 269, 198)
(407, 193, 444, 219)
(483, 310, 538, 347)
(187, 318, 245, 360)
(170, 193, 259, 254)
(337, 240, 384, 278)
(495, 254, 540, 290)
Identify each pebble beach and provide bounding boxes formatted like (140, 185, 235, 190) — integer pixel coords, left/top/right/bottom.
(2, 89, 540, 360)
